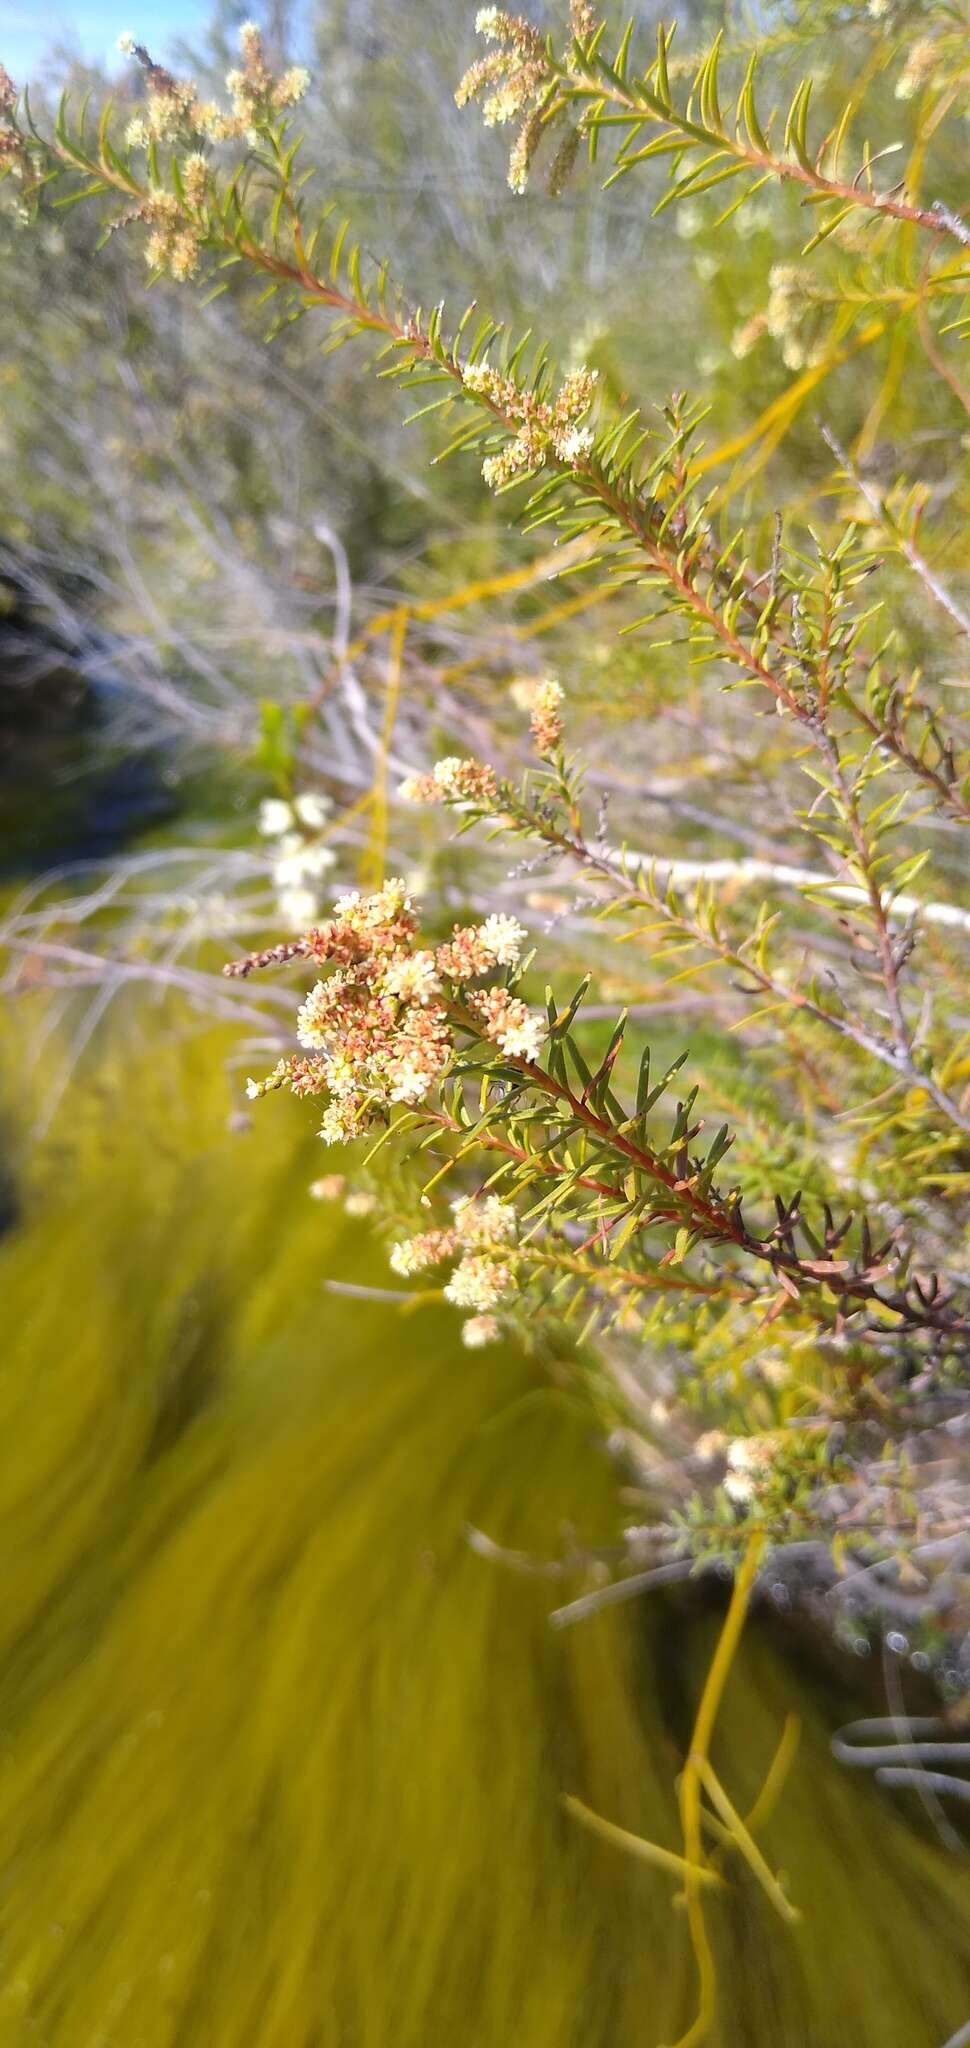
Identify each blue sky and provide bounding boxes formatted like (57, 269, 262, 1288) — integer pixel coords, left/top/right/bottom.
(4, 0, 212, 82)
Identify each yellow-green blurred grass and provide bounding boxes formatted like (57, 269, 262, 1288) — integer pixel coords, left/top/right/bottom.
(0, 1013, 968, 2046)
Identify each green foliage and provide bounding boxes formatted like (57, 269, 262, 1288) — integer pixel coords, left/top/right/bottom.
(4, 14, 970, 2040)
(2, 3, 969, 1661)
(254, 696, 310, 788)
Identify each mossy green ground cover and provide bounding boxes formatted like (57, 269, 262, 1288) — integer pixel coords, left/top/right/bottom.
(1, 1020, 968, 2046)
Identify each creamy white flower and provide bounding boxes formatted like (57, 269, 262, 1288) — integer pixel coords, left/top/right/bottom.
(433, 757, 468, 793)
(259, 798, 294, 837)
(332, 889, 361, 919)
(272, 851, 311, 884)
(384, 950, 441, 1005)
(386, 1059, 436, 1106)
(452, 1193, 518, 1249)
(389, 1240, 420, 1276)
(479, 914, 527, 967)
(326, 1051, 357, 1097)
(444, 1254, 513, 1311)
(388, 1228, 455, 1276)
(484, 83, 520, 125)
(273, 843, 336, 889)
(299, 843, 337, 878)
(294, 791, 331, 830)
(497, 1010, 545, 1060)
(278, 64, 310, 101)
(461, 1315, 500, 1348)
(329, 878, 412, 925)
(278, 887, 318, 930)
(695, 1430, 728, 1462)
(554, 424, 594, 465)
(462, 359, 495, 393)
(726, 1435, 775, 1473)
(723, 1434, 777, 1505)
(297, 982, 329, 1049)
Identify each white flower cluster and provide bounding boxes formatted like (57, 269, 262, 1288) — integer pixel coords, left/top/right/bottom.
(118, 20, 309, 161)
(458, 360, 598, 490)
(694, 1429, 727, 1463)
(389, 1193, 518, 1341)
(389, 1229, 453, 1277)
(722, 1435, 778, 1506)
(241, 881, 546, 1179)
(480, 915, 529, 966)
(554, 424, 594, 464)
(398, 756, 498, 808)
(444, 1253, 514, 1312)
(509, 675, 564, 753)
(461, 1314, 500, 1348)
(470, 985, 546, 1061)
(446, 1192, 517, 1322)
(451, 1192, 518, 1247)
(259, 792, 335, 930)
(383, 950, 441, 1005)
(765, 265, 827, 373)
(456, 8, 563, 190)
